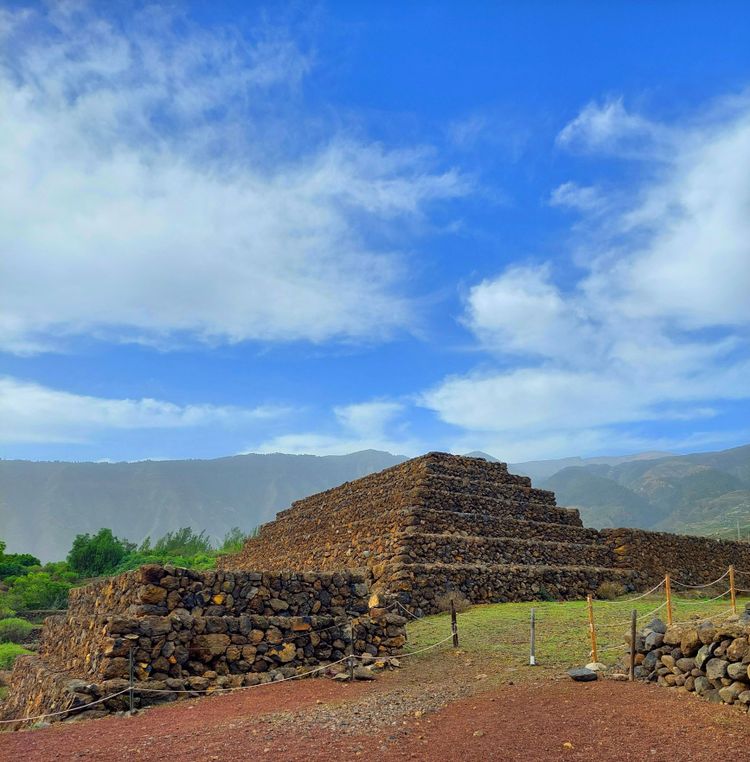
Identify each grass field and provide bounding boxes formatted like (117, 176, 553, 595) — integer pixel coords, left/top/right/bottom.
(404, 593, 749, 672)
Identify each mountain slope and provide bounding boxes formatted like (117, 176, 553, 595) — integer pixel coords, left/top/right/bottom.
(542, 466, 655, 528)
(0, 450, 406, 561)
(510, 451, 672, 482)
(542, 444, 750, 536)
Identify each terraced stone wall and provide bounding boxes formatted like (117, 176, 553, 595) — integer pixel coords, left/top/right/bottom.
(601, 528, 750, 586)
(384, 563, 636, 609)
(223, 453, 580, 575)
(225, 452, 633, 615)
(1, 564, 405, 726)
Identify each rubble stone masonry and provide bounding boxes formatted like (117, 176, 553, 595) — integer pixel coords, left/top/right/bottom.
(1, 564, 405, 726)
(6, 451, 750, 726)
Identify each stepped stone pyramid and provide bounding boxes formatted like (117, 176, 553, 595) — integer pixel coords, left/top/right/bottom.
(224, 452, 638, 613)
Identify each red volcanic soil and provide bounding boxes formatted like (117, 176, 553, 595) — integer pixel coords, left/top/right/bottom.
(4, 677, 750, 761)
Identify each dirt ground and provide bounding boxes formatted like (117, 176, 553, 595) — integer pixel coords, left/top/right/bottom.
(4, 672, 750, 761)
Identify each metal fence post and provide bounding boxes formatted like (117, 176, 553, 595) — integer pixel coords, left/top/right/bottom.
(128, 646, 134, 716)
(529, 607, 537, 666)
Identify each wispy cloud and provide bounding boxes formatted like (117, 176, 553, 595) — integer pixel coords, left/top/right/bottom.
(555, 96, 672, 158)
(422, 94, 750, 459)
(549, 181, 606, 213)
(0, 376, 288, 444)
(255, 399, 420, 456)
(0, 3, 467, 354)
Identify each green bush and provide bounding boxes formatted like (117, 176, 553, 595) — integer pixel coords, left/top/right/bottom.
(67, 528, 134, 577)
(0, 540, 41, 581)
(5, 572, 70, 610)
(0, 642, 31, 670)
(0, 599, 15, 619)
(218, 527, 248, 554)
(0, 617, 35, 643)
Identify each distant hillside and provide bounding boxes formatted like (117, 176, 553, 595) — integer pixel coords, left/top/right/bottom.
(0, 450, 406, 561)
(510, 451, 672, 482)
(542, 444, 750, 538)
(3, 443, 749, 562)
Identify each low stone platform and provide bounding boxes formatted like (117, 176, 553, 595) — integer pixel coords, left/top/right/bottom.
(0, 564, 406, 726)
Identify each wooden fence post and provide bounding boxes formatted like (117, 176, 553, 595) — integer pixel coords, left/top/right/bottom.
(586, 594, 598, 663)
(451, 598, 459, 648)
(629, 609, 637, 681)
(664, 574, 673, 626)
(730, 565, 737, 614)
(529, 607, 536, 666)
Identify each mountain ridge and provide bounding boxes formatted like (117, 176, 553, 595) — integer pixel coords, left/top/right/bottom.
(2, 444, 749, 561)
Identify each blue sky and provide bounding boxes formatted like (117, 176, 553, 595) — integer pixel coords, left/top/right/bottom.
(1, 0, 749, 463)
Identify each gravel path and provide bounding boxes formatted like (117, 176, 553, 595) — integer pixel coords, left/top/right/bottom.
(4, 671, 750, 761)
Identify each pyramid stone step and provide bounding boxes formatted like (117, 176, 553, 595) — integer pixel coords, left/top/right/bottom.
(382, 562, 640, 613)
(416, 487, 580, 525)
(396, 532, 615, 568)
(422, 454, 532, 485)
(402, 507, 601, 544)
(422, 472, 557, 506)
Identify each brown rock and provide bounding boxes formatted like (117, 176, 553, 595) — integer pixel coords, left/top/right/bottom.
(140, 585, 167, 605)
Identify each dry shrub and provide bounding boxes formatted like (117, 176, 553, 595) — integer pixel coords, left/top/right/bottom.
(677, 583, 726, 600)
(435, 590, 471, 613)
(596, 581, 626, 600)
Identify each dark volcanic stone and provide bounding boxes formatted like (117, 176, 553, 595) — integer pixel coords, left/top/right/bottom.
(568, 668, 597, 682)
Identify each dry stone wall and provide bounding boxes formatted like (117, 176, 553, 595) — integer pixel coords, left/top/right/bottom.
(225, 453, 639, 614)
(602, 528, 750, 586)
(1, 564, 405, 726)
(403, 507, 601, 544)
(225, 452, 750, 615)
(631, 607, 750, 709)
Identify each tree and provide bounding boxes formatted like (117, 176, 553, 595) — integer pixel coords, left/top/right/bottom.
(66, 528, 134, 577)
(0, 539, 41, 580)
(218, 527, 247, 554)
(151, 527, 213, 556)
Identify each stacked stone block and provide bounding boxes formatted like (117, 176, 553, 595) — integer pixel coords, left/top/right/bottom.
(631, 609, 750, 709)
(602, 528, 750, 587)
(225, 452, 639, 614)
(1, 564, 405, 726)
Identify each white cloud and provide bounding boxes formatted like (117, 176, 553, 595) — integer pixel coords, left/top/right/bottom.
(549, 181, 606, 212)
(0, 4, 467, 354)
(255, 399, 420, 456)
(423, 95, 750, 459)
(555, 97, 670, 158)
(0, 376, 287, 444)
(334, 400, 405, 438)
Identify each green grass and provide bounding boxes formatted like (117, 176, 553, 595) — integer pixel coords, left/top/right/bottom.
(404, 594, 749, 670)
(0, 642, 32, 670)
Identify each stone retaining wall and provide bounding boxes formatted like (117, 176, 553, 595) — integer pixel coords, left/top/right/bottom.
(601, 528, 750, 586)
(632, 609, 750, 709)
(1, 564, 406, 726)
(380, 562, 636, 612)
(397, 533, 614, 568)
(402, 508, 601, 544)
